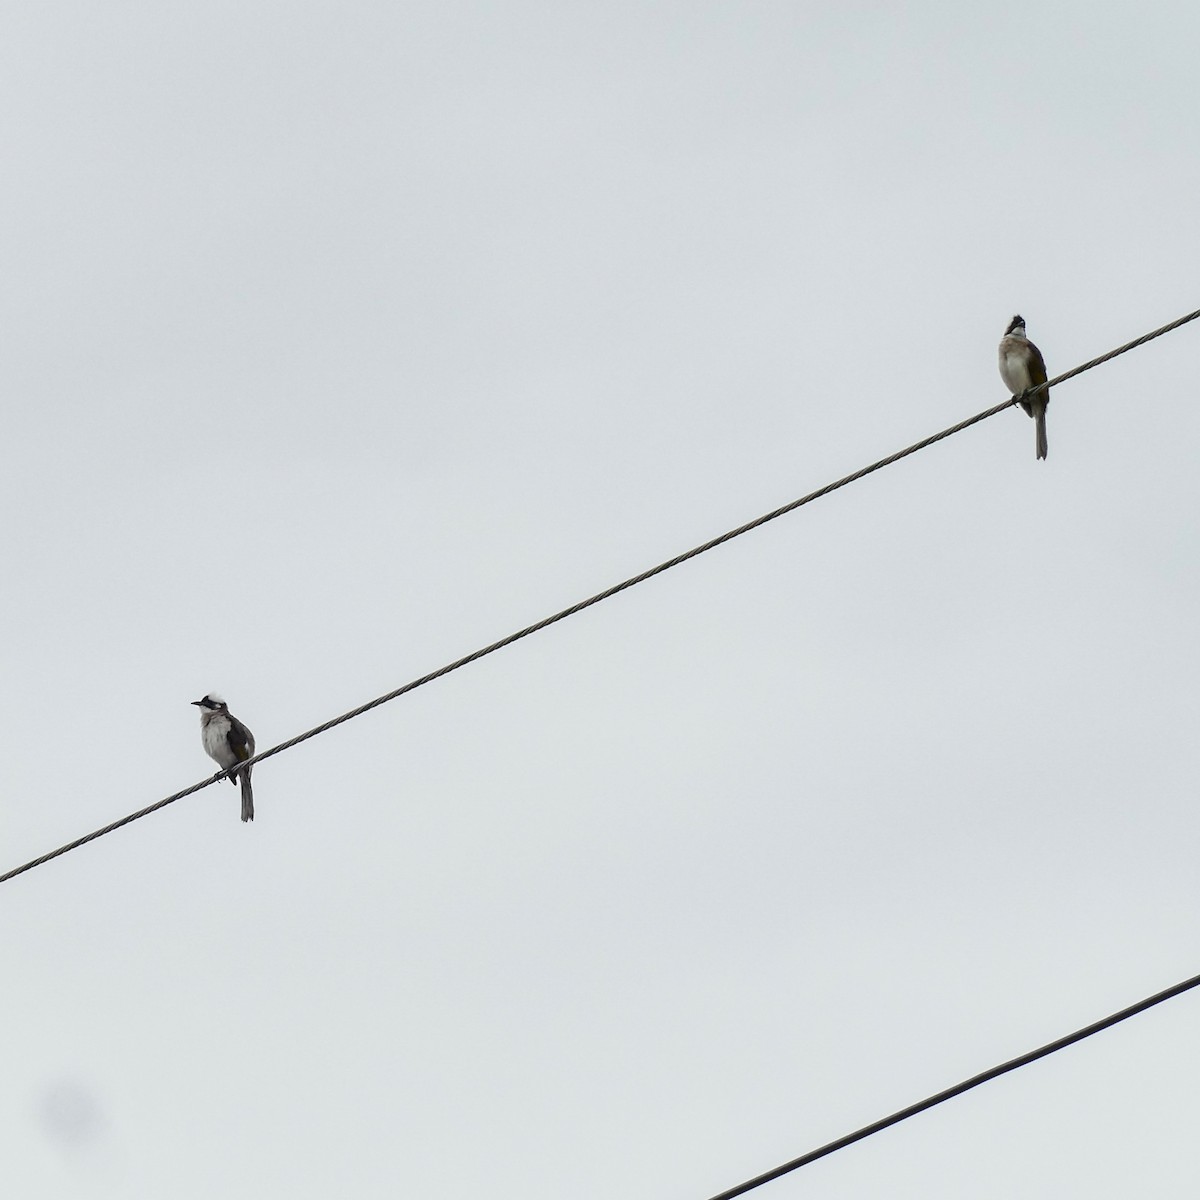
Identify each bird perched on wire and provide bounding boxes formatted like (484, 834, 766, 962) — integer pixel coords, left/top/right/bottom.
(999, 315, 1050, 460)
(192, 694, 256, 822)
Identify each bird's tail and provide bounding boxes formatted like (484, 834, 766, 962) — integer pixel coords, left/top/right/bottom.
(239, 768, 254, 823)
(1033, 399, 1048, 461)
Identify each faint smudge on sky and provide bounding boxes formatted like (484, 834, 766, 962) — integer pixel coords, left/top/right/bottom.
(37, 1078, 106, 1152)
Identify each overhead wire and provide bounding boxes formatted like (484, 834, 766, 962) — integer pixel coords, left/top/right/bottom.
(702, 968, 1200, 1199)
(1, 306, 1197, 887)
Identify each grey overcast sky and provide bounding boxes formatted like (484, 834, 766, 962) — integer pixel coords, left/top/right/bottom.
(3, 3, 1200, 1197)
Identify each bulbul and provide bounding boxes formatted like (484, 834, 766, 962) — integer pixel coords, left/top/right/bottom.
(998, 314, 1050, 460)
(192, 694, 256, 822)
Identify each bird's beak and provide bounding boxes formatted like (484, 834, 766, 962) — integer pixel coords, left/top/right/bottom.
(190, 699, 204, 707)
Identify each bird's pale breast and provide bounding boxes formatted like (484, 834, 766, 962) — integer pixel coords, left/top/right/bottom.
(999, 341, 1034, 394)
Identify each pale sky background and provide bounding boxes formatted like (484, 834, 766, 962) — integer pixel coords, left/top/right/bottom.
(3, 3, 1199, 1197)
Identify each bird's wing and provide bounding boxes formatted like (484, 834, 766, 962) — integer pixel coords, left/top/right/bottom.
(1024, 340, 1049, 387)
(227, 717, 255, 763)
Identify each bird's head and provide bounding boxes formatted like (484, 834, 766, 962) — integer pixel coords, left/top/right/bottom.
(191, 694, 228, 712)
(1005, 315, 1026, 336)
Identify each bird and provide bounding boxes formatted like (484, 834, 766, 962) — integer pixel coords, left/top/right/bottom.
(998, 315, 1050, 460)
(192, 694, 256, 822)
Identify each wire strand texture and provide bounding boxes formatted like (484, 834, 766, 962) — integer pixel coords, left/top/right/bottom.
(702, 969, 1200, 1199)
(2, 306, 1197, 888)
